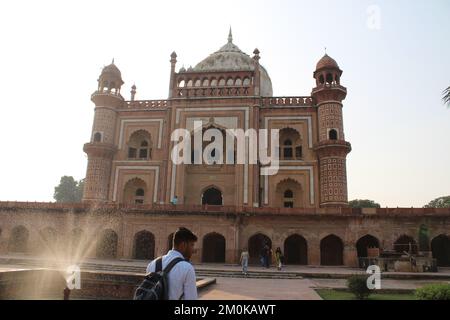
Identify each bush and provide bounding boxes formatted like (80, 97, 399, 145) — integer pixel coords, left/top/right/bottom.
(415, 284, 450, 300)
(347, 275, 372, 300)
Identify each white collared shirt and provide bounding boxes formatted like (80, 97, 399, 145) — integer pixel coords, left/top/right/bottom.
(146, 249, 198, 300)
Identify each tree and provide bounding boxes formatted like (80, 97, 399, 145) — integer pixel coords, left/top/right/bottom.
(443, 86, 450, 107)
(424, 196, 450, 208)
(54, 176, 84, 203)
(348, 199, 381, 208)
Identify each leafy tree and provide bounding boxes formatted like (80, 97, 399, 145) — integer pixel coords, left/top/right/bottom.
(424, 196, 450, 208)
(348, 199, 381, 208)
(54, 176, 84, 203)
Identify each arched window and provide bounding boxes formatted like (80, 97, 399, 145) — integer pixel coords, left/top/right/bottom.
(194, 79, 201, 87)
(202, 187, 223, 205)
(128, 130, 152, 160)
(283, 139, 293, 159)
(235, 78, 242, 86)
(123, 178, 147, 204)
(329, 129, 338, 140)
(325, 73, 333, 84)
(218, 78, 226, 86)
(93, 132, 102, 142)
(279, 128, 302, 160)
(187, 79, 193, 87)
(283, 189, 294, 208)
(210, 79, 217, 86)
(226, 78, 234, 86)
(202, 79, 209, 86)
(139, 141, 149, 159)
(243, 77, 251, 86)
(135, 188, 145, 204)
(178, 79, 185, 87)
(319, 75, 324, 85)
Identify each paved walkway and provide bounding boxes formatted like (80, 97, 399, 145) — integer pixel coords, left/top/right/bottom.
(199, 277, 322, 300)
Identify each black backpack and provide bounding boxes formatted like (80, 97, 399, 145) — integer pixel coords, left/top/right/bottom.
(133, 256, 185, 300)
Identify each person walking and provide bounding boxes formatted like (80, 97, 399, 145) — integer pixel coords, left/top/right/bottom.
(275, 247, 284, 271)
(146, 227, 198, 300)
(240, 248, 249, 276)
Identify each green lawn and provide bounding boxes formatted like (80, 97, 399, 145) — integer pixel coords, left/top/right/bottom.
(316, 289, 417, 300)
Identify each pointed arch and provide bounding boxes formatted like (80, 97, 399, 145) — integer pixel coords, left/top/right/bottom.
(8, 226, 29, 253)
(284, 234, 308, 265)
(248, 233, 272, 265)
(123, 177, 148, 204)
(133, 230, 155, 260)
(202, 232, 226, 263)
(201, 186, 223, 205)
(320, 234, 344, 266)
(96, 229, 118, 259)
(431, 234, 450, 267)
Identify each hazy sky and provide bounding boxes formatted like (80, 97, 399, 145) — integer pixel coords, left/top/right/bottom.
(0, 0, 448, 207)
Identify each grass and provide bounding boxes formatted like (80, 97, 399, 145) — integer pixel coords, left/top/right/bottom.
(316, 289, 417, 300)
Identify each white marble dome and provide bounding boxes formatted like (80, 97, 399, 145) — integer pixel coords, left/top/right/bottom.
(193, 31, 273, 96)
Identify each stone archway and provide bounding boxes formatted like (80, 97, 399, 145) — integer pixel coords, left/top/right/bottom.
(8, 226, 29, 253)
(248, 233, 272, 265)
(431, 234, 450, 267)
(320, 234, 344, 266)
(96, 229, 118, 259)
(284, 234, 308, 265)
(394, 235, 418, 255)
(356, 235, 380, 258)
(133, 230, 155, 260)
(123, 178, 148, 205)
(202, 232, 226, 263)
(356, 234, 380, 268)
(202, 187, 223, 205)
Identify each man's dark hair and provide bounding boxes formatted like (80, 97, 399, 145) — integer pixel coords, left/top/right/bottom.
(173, 227, 197, 246)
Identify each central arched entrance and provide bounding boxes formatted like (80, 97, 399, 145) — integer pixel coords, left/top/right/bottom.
(431, 234, 450, 267)
(202, 232, 226, 263)
(133, 230, 155, 260)
(284, 234, 308, 265)
(202, 187, 223, 205)
(320, 234, 344, 266)
(248, 233, 272, 265)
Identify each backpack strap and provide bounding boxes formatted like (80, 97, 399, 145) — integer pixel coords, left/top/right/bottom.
(155, 256, 163, 273)
(163, 257, 185, 274)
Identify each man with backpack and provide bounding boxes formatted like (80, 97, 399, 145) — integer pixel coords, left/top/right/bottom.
(135, 227, 198, 300)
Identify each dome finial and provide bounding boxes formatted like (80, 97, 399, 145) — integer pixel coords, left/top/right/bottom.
(112, 58, 115, 64)
(228, 26, 233, 43)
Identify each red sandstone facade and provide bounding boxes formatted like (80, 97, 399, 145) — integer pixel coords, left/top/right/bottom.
(0, 32, 449, 268)
(82, 31, 351, 208)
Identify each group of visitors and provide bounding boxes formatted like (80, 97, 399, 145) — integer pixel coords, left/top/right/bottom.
(239, 243, 285, 275)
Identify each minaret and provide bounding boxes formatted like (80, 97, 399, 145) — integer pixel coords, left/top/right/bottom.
(82, 60, 124, 202)
(168, 51, 177, 98)
(312, 54, 352, 207)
